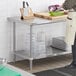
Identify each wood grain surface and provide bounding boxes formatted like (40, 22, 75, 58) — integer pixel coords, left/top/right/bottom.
(34, 12, 67, 20)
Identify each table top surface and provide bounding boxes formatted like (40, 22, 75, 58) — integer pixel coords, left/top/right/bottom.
(7, 16, 66, 25)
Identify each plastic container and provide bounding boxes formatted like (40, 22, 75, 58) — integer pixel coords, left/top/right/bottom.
(49, 11, 64, 16)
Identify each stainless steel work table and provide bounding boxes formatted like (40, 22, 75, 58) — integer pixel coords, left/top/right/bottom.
(7, 16, 70, 71)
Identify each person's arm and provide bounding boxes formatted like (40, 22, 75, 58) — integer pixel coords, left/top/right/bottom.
(62, 0, 76, 10)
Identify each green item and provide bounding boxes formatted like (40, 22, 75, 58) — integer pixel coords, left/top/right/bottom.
(0, 65, 5, 71)
(0, 65, 21, 76)
(49, 11, 64, 16)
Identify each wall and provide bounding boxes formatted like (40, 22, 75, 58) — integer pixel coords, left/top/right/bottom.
(0, 0, 65, 62)
(22, 0, 65, 12)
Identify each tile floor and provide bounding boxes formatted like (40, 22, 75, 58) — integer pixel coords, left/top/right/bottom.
(9, 54, 72, 73)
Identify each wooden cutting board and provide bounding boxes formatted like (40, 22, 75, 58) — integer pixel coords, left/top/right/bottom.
(34, 12, 67, 20)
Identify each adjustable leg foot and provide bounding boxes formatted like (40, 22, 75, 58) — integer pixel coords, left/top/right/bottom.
(13, 54, 16, 63)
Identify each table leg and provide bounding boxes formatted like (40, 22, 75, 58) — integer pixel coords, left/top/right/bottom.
(29, 25, 33, 70)
(29, 58, 33, 71)
(13, 22, 16, 63)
